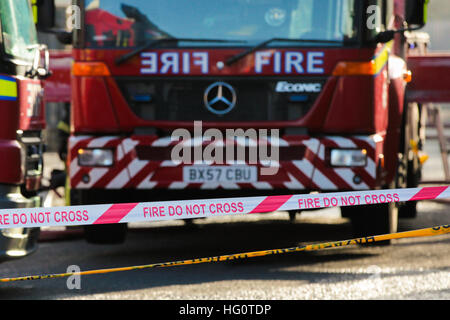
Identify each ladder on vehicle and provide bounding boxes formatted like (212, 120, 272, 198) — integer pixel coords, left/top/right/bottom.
(421, 103, 450, 184)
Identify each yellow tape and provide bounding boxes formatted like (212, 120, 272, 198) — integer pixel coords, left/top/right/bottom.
(0, 224, 448, 283)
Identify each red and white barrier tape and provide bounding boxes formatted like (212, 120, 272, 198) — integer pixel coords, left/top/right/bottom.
(0, 186, 448, 229)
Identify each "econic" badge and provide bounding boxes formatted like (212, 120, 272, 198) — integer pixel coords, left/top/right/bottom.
(275, 81, 322, 93)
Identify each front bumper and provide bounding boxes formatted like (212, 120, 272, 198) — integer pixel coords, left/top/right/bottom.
(0, 228, 40, 262)
(69, 134, 384, 192)
(0, 185, 40, 262)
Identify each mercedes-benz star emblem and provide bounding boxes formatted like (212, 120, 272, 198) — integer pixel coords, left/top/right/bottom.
(203, 82, 237, 115)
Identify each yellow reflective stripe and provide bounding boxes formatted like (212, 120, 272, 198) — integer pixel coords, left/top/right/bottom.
(0, 77, 18, 100)
(31, 0, 38, 24)
(373, 40, 393, 75)
(424, 0, 429, 24)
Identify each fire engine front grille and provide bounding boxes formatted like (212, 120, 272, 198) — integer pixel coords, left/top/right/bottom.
(115, 77, 326, 122)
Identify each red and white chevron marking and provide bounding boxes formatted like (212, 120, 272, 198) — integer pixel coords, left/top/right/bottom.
(0, 187, 448, 229)
(68, 134, 382, 191)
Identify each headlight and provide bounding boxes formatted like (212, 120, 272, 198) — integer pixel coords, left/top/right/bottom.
(330, 149, 367, 167)
(78, 149, 114, 167)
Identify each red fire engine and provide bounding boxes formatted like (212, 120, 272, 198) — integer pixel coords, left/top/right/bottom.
(0, 0, 50, 259)
(51, 0, 449, 244)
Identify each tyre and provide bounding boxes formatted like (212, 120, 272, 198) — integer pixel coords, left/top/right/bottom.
(399, 155, 420, 218)
(398, 103, 422, 219)
(288, 210, 299, 222)
(342, 201, 398, 245)
(84, 223, 128, 244)
(71, 190, 128, 244)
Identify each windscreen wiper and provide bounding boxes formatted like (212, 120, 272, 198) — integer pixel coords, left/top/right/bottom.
(115, 38, 246, 65)
(225, 38, 341, 66)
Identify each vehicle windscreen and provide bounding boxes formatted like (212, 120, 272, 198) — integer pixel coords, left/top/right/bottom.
(0, 0, 38, 61)
(83, 0, 358, 48)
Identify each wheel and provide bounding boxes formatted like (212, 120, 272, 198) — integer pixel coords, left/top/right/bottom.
(71, 190, 128, 244)
(288, 211, 298, 222)
(399, 153, 420, 218)
(84, 223, 128, 244)
(342, 201, 398, 245)
(398, 103, 422, 219)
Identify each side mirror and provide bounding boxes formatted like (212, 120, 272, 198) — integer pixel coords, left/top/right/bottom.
(34, 0, 56, 31)
(56, 31, 73, 45)
(375, 0, 429, 43)
(405, 0, 429, 27)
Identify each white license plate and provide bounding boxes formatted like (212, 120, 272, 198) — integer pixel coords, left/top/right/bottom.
(183, 166, 258, 183)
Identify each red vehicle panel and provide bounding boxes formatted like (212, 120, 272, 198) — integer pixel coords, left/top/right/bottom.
(18, 78, 46, 131)
(407, 53, 450, 103)
(43, 50, 72, 103)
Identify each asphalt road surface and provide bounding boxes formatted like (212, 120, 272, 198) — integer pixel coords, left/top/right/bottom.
(0, 202, 449, 300)
(0, 137, 449, 300)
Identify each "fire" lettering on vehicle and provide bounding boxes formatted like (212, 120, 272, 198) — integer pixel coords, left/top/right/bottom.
(140, 51, 325, 75)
